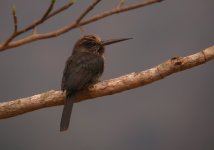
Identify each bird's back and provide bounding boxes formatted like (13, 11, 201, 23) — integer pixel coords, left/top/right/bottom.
(61, 52, 104, 92)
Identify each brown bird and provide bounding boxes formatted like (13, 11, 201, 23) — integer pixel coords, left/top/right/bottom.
(60, 35, 132, 131)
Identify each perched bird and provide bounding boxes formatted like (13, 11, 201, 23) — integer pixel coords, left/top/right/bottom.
(60, 35, 132, 131)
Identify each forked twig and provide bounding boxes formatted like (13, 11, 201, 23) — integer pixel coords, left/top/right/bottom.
(0, 0, 75, 50)
(76, 0, 101, 24)
(20, 0, 74, 34)
(41, 0, 56, 21)
(0, 0, 164, 52)
(46, 1, 74, 20)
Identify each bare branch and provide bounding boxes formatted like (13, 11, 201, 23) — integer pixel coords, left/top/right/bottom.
(0, 0, 75, 51)
(41, 0, 56, 21)
(12, 5, 18, 33)
(17, 1, 74, 35)
(80, 0, 165, 26)
(0, 0, 164, 52)
(0, 44, 213, 119)
(76, 0, 101, 25)
(45, 1, 74, 20)
(1, 5, 18, 48)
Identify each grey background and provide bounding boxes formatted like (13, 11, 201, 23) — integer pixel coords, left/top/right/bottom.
(0, 0, 214, 150)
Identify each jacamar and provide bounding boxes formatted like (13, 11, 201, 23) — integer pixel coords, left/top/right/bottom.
(60, 35, 132, 131)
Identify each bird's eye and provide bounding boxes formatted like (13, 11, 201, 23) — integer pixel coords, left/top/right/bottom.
(85, 41, 96, 48)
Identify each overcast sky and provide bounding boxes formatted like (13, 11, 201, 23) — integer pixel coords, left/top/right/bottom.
(0, 0, 214, 150)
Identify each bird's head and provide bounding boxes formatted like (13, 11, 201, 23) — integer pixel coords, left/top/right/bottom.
(72, 35, 132, 55)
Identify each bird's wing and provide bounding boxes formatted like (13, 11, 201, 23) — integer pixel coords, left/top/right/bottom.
(61, 52, 104, 91)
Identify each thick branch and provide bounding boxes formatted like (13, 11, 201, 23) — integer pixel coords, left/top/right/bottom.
(0, 0, 164, 51)
(0, 44, 213, 119)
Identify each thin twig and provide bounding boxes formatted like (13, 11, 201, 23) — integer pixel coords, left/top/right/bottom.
(12, 5, 18, 33)
(0, 44, 213, 119)
(0, 1, 75, 51)
(41, 0, 56, 21)
(19, 1, 75, 35)
(46, 1, 74, 20)
(117, 0, 126, 8)
(18, 0, 57, 35)
(80, 0, 165, 26)
(76, 0, 101, 24)
(75, 0, 101, 32)
(1, 5, 18, 48)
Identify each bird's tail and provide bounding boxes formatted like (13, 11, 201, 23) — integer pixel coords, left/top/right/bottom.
(60, 93, 75, 132)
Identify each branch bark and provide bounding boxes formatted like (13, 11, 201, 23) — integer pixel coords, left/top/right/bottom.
(0, 44, 214, 119)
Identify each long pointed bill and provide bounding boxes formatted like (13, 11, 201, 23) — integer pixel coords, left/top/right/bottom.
(101, 38, 132, 46)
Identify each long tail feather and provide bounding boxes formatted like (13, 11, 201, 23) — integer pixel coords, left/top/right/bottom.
(60, 94, 75, 131)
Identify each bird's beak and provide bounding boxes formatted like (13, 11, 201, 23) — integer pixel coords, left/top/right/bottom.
(101, 38, 132, 46)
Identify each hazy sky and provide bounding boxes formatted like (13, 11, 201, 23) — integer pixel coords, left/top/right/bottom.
(0, 0, 214, 150)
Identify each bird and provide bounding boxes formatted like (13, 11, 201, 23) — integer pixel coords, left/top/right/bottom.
(60, 35, 132, 131)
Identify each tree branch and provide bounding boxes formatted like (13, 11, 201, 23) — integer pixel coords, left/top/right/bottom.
(41, 0, 56, 21)
(12, 5, 18, 33)
(75, 0, 101, 25)
(18, 0, 74, 35)
(0, 0, 164, 52)
(0, 44, 213, 119)
(1, 5, 18, 48)
(0, 0, 75, 51)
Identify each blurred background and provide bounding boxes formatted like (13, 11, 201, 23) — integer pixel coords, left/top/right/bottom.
(0, 0, 214, 150)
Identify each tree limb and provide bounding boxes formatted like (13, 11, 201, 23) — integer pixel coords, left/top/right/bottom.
(0, 44, 213, 119)
(0, 0, 164, 52)
(0, 0, 75, 50)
